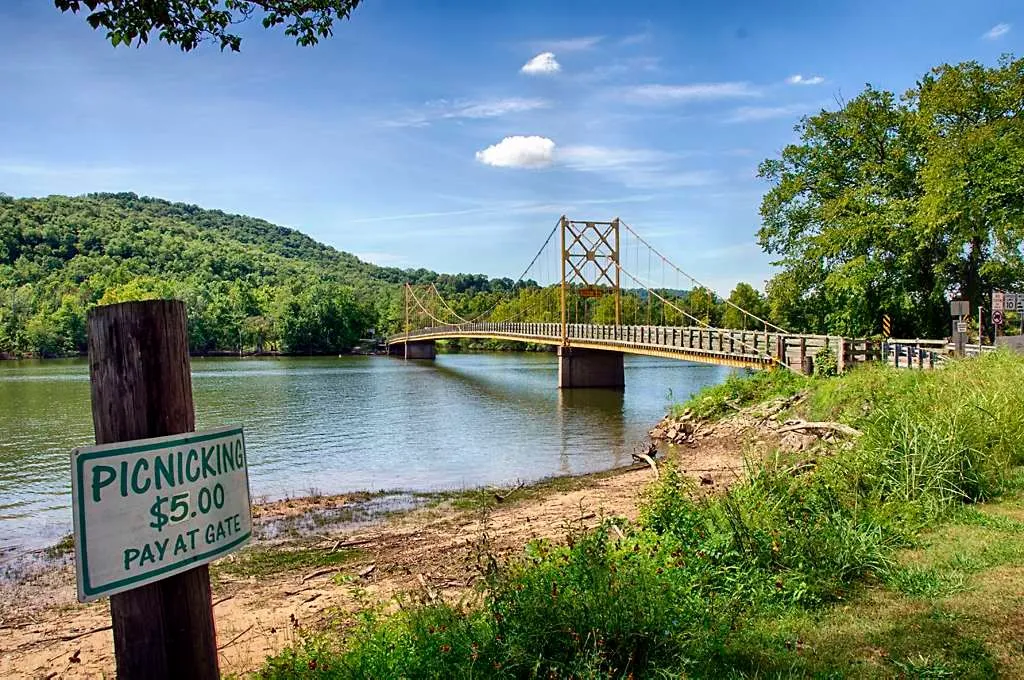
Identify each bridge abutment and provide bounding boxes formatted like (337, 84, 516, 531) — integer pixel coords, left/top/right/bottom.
(390, 340, 436, 360)
(558, 346, 624, 389)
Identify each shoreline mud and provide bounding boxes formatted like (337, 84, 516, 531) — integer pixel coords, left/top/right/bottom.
(0, 419, 754, 679)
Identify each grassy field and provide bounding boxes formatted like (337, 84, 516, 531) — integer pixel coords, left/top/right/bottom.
(254, 353, 1024, 679)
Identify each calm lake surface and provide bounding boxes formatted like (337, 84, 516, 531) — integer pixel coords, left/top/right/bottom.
(0, 353, 733, 556)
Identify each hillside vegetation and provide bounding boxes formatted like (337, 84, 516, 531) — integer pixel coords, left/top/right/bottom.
(259, 352, 1024, 678)
(0, 192, 511, 356)
(0, 192, 779, 358)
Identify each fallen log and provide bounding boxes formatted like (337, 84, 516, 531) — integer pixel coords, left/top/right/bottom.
(632, 452, 659, 479)
(777, 421, 863, 438)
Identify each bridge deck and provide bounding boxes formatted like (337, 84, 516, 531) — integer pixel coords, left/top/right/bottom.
(387, 322, 885, 372)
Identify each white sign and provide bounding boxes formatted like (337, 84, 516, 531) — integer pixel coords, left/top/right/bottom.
(72, 426, 252, 602)
(956, 321, 968, 333)
(994, 291, 1024, 312)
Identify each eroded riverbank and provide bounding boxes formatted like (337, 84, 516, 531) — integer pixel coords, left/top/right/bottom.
(0, 418, 752, 679)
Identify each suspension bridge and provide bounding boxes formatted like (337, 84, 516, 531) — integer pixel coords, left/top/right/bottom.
(386, 217, 919, 388)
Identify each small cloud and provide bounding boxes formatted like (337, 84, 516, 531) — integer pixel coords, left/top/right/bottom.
(474, 138, 718, 188)
(557, 144, 717, 188)
(451, 98, 547, 119)
(725, 103, 816, 123)
(622, 82, 759, 104)
(530, 36, 603, 52)
(580, 56, 660, 83)
(383, 97, 547, 127)
(521, 52, 561, 75)
(785, 74, 825, 86)
(475, 136, 556, 168)
(619, 30, 651, 46)
(983, 23, 1010, 40)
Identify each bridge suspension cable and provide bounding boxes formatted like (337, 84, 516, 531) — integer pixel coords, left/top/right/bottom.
(619, 220, 787, 334)
(401, 215, 787, 365)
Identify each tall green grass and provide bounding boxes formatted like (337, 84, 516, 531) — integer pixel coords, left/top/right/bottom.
(258, 352, 1024, 679)
(671, 367, 810, 421)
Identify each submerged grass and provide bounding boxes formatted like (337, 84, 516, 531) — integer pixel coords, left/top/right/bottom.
(216, 545, 361, 579)
(257, 352, 1024, 679)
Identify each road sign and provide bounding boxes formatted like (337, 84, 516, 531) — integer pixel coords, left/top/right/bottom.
(950, 300, 970, 317)
(579, 286, 604, 298)
(72, 425, 252, 602)
(956, 321, 968, 333)
(882, 314, 891, 338)
(993, 310, 1005, 326)
(992, 292, 1005, 312)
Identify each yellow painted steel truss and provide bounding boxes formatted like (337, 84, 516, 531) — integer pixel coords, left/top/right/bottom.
(560, 217, 621, 341)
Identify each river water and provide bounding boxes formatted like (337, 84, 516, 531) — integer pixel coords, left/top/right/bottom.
(0, 353, 732, 557)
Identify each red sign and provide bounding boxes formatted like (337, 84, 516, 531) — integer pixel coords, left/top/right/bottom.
(579, 287, 604, 298)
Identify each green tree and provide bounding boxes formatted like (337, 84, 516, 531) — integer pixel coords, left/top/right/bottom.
(912, 57, 1024, 318)
(721, 282, 770, 329)
(758, 87, 936, 337)
(681, 287, 721, 326)
(758, 56, 1024, 339)
(55, 0, 364, 52)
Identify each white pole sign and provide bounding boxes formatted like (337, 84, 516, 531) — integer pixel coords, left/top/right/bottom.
(71, 425, 252, 602)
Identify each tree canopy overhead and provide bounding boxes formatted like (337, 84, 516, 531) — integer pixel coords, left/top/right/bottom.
(54, 0, 364, 51)
(758, 55, 1024, 339)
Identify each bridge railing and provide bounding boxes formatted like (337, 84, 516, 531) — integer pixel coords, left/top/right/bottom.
(388, 322, 882, 372)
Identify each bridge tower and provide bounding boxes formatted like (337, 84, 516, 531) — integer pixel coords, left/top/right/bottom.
(558, 217, 624, 388)
(559, 217, 621, 338)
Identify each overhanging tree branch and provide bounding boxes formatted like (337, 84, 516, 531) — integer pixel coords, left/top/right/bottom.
(54, 0, 364, 52)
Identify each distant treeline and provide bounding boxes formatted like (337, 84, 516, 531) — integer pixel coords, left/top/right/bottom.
(0, 193, 516, 357)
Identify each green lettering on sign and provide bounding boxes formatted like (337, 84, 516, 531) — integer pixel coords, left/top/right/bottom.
(71, 425, 252, 602)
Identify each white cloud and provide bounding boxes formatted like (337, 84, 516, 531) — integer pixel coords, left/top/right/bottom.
(473, 138, 716, 188)
(579, 57, 660, 83)
(984, 23, 1011, 40)
(383, 97, 548, 127)
(619, 30, 651, 46)
(451, 98, 547, 119)
(521, 52, 561, 75)
(785, 74, 825, 86)
(622, 82, 760, 104)
(725, 103, 817, 123)
(530, 36, 603, 52)
(557, 146, 673, 171)
(475, 136, 557, 168)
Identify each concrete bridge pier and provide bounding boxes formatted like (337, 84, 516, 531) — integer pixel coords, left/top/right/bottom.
(558, 346, 624, 389)
(390, 340, 436, 360)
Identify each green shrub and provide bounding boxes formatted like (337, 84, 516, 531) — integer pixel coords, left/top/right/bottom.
(673, 368, 810, 421)
(812, 347, 838, 377)
(259, 352, 1024, 679)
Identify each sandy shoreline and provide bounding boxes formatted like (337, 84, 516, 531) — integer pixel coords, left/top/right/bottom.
(0, 423, 749, 679)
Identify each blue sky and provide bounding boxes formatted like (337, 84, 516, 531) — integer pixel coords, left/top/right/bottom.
(1, 1, 1021, 294)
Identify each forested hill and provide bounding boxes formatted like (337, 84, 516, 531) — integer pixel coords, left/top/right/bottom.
(0, 192, 505, 357)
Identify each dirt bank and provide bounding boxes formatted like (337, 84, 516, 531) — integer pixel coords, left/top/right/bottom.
(0, 425, 755, 679)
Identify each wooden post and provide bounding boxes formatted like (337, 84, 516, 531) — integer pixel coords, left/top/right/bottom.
(837, 337, 847, 374)
(88, 300, 219, 680)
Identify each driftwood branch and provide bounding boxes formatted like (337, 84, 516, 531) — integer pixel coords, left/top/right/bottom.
(758, 390, 809, 423)
(57, 625, 112, 642)
(217, 624, 254, 651)
(777, 421, 863, 438)
(494, 481, 526, 503)
(633, 453, 659, 479)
